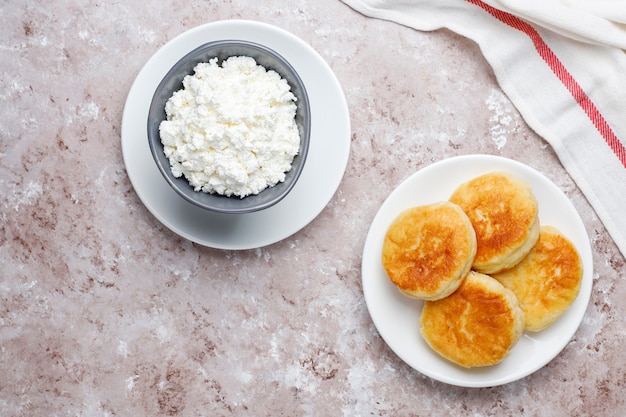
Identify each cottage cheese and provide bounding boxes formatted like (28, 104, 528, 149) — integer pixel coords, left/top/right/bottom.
(159, 56, 300, 198)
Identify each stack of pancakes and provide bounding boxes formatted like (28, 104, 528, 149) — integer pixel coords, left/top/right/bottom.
(382, 172, 583, 368)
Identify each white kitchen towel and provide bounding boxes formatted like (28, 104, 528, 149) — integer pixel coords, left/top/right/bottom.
(481, 0, 626, 49)
(341, 0, 626, 258)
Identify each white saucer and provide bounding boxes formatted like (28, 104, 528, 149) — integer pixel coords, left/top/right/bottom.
(121, 20, 351, 250)
(361, 155, 593, 387)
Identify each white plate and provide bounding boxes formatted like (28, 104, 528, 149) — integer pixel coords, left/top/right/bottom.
(361, 155, 593, 387)
(121, 20, 350, 250)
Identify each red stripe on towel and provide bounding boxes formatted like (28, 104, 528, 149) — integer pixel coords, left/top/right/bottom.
(465, 0, 626, 168)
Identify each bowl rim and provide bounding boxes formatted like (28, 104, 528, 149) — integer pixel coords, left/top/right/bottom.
(147, 39, 311, 214)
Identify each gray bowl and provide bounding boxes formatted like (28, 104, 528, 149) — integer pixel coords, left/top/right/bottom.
(148, 40, 311, 214)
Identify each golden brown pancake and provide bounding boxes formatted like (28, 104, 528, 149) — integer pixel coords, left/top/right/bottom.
(492, 226, 583, 332)
(382, 201, 477, 300)
(419, 271, 525, 368)
(449, 172, 540, 274)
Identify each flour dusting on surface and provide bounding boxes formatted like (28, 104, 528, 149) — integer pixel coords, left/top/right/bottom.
(7, 181, 43, 212)
(486, 89, 516, 150)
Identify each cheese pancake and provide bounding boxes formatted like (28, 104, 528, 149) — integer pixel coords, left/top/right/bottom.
(449, 172, 540, 274)
(492, 226, 583, 332)
(382, 202, 477, 300)
(420, 271, 525, 368)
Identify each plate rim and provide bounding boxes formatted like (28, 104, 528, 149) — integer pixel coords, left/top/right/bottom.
(361, 154, 593, 387)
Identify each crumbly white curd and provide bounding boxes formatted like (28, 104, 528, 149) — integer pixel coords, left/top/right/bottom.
(159, 56, 300, 198)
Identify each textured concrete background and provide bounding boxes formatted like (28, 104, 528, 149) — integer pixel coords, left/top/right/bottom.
(1, 0, 624, 416)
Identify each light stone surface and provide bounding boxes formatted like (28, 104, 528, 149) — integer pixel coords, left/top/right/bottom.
(1, 0, 625, 416)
